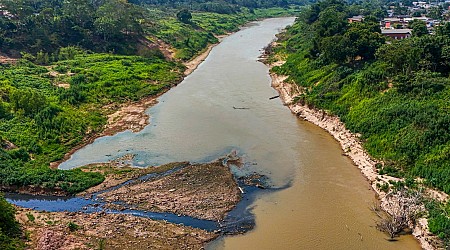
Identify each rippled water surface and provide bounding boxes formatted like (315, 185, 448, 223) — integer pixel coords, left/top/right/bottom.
(59, 18, 420, 249)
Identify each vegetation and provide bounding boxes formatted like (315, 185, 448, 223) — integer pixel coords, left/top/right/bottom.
(271, 0, 450, 243)
(0, 0, 146, 55)
(0, 194, 23, 250)
(131, 0, 306, 14)
(67, 221, 80, 232)
(0, 52, 184, 194)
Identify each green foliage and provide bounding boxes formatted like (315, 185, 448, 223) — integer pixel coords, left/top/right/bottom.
(25, 213, 35, 222)
(130, 0, 308, 14)
(67, 221, 79, 232)
(177, 9, 192, 24)
(0, 52, 184, 194)
(409, 19, 428, 37)
(0, 194, 23, 250)
(427, 201, 450, 247)
(0, 0, 144, 55)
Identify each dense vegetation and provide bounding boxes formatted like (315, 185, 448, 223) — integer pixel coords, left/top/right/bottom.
(0, 50, 184, 194)
(0, 194, 22, 250)
(0, 0, 147, 55)
(131, 0, 306, 14)
(271, 0, 450, 244)
(0, 0, 300, 59)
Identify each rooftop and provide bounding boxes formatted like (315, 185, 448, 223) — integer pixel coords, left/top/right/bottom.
(381, 29, 413, 34)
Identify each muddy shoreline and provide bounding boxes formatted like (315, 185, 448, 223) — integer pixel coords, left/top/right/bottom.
(263, 50, 445, 249)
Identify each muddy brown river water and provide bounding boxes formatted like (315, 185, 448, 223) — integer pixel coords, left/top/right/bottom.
(58, 18, 420, 249)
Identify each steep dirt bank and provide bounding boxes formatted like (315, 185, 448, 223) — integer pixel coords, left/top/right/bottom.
(16, 207, 217, 250)
(266, 57, 446, 249)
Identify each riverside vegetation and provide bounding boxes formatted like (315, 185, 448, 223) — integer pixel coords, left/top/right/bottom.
(268, 0, 450, 246)
(0, 0, 303, 248)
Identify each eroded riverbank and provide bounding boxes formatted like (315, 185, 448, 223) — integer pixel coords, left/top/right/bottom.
(263, 45, 443, 249)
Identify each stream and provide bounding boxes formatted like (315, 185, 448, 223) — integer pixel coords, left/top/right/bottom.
(9, 18, 421, 249)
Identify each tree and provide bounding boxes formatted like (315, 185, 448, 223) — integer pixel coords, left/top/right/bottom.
(436, 22, 450, 37)
(428, 6, 443, 20)
(372, 190, 423, 240)
(0, 194, 21, 239)
(409, 20, 428, 37)
(177, 9, 192, 24)
(94, 0, 143, 41)
(313, 6, 347, 38)
(10, 88, 47, 116)
(344, 21, 385, 62)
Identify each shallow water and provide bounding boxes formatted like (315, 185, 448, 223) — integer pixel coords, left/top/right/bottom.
(5, 192, 218, 230)
(56, 18, 419, 249)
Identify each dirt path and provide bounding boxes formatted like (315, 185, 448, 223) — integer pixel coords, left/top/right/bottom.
(0, 55, 17, 64)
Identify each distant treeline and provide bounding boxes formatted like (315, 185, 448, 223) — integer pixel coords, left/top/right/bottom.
(130, 0, 306, 14)
(0, 0, 147, 55)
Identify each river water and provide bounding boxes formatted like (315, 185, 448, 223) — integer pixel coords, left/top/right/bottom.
(57, 18, 420, 249)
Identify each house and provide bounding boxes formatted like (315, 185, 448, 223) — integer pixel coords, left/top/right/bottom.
(382, 17, 407, 28)
(348, 15, 364, 23)
(381, 29, 413, 39)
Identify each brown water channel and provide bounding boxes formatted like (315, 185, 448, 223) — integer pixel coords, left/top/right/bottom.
(59, 18, 420, 249)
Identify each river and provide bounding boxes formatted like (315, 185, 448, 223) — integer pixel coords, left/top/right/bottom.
(54, 17, 419, 249)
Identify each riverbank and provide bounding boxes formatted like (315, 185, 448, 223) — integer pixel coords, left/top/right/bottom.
(262, 43, 446, 249)
(50, 39, 223, 170)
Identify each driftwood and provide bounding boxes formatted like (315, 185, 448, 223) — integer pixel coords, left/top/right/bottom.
(269, 95, 280, 100)
(233, 106, 249, 110)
